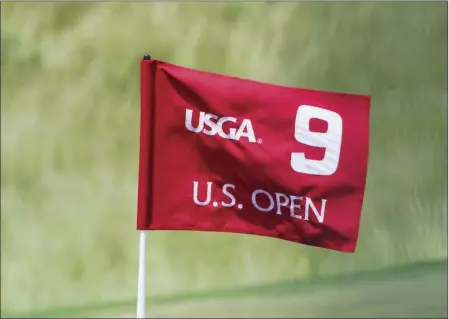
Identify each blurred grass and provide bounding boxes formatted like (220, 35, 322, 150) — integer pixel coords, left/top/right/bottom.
(7, 261, 448, 318)
(1, 1, 447, 316)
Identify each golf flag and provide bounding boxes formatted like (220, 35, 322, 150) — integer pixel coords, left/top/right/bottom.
(137, 58, 370, 253)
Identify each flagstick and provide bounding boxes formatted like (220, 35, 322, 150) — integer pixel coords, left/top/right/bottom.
(137, 53, 152, 319)
(136, 231, 147, 318)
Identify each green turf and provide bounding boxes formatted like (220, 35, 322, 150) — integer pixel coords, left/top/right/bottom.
(1, 2, 447, 316)
(8, 261, 447, 318)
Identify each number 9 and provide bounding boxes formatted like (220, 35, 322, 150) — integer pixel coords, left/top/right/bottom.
(291, 105, 343, 176)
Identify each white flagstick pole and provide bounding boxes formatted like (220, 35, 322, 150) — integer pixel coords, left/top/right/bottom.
(136, 231, 147, 318)
(137, 53, 152, 318)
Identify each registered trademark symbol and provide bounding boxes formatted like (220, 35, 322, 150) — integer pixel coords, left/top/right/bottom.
(257, 138, 263, 144)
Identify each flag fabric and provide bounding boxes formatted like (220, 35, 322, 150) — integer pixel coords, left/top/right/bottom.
(137, 59, 370, 253)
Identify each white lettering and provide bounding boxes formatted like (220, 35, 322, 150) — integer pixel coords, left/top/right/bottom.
(305, 197, 327, 223)
(251, 189, 274, 212)
(202, 113, 219, 136)
(235, 119, 256, 143)
(190, 180, 328, 224)
(275, 192, 289, 215)
(192, 181, 212, 206)
(289, 195, 303, 220)
(221, 184, 236, 207)
(185, 109, 257, 143)
(185, 109, 204, 132)
(217, 116, 237, 139)
(291, 105, 343, 176)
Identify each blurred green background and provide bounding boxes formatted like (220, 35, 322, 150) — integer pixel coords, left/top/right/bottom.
(1, 2, 447, 318)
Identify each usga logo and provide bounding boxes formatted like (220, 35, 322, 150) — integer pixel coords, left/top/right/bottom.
(185, 109, 260, 143)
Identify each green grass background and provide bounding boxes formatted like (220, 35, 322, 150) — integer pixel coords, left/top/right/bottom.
(1, 2, 447, 317)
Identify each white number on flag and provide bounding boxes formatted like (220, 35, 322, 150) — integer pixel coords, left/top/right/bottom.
(291, 105, 343, 176)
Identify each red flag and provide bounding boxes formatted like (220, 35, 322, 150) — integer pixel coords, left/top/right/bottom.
(137, 59, 370, 253)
